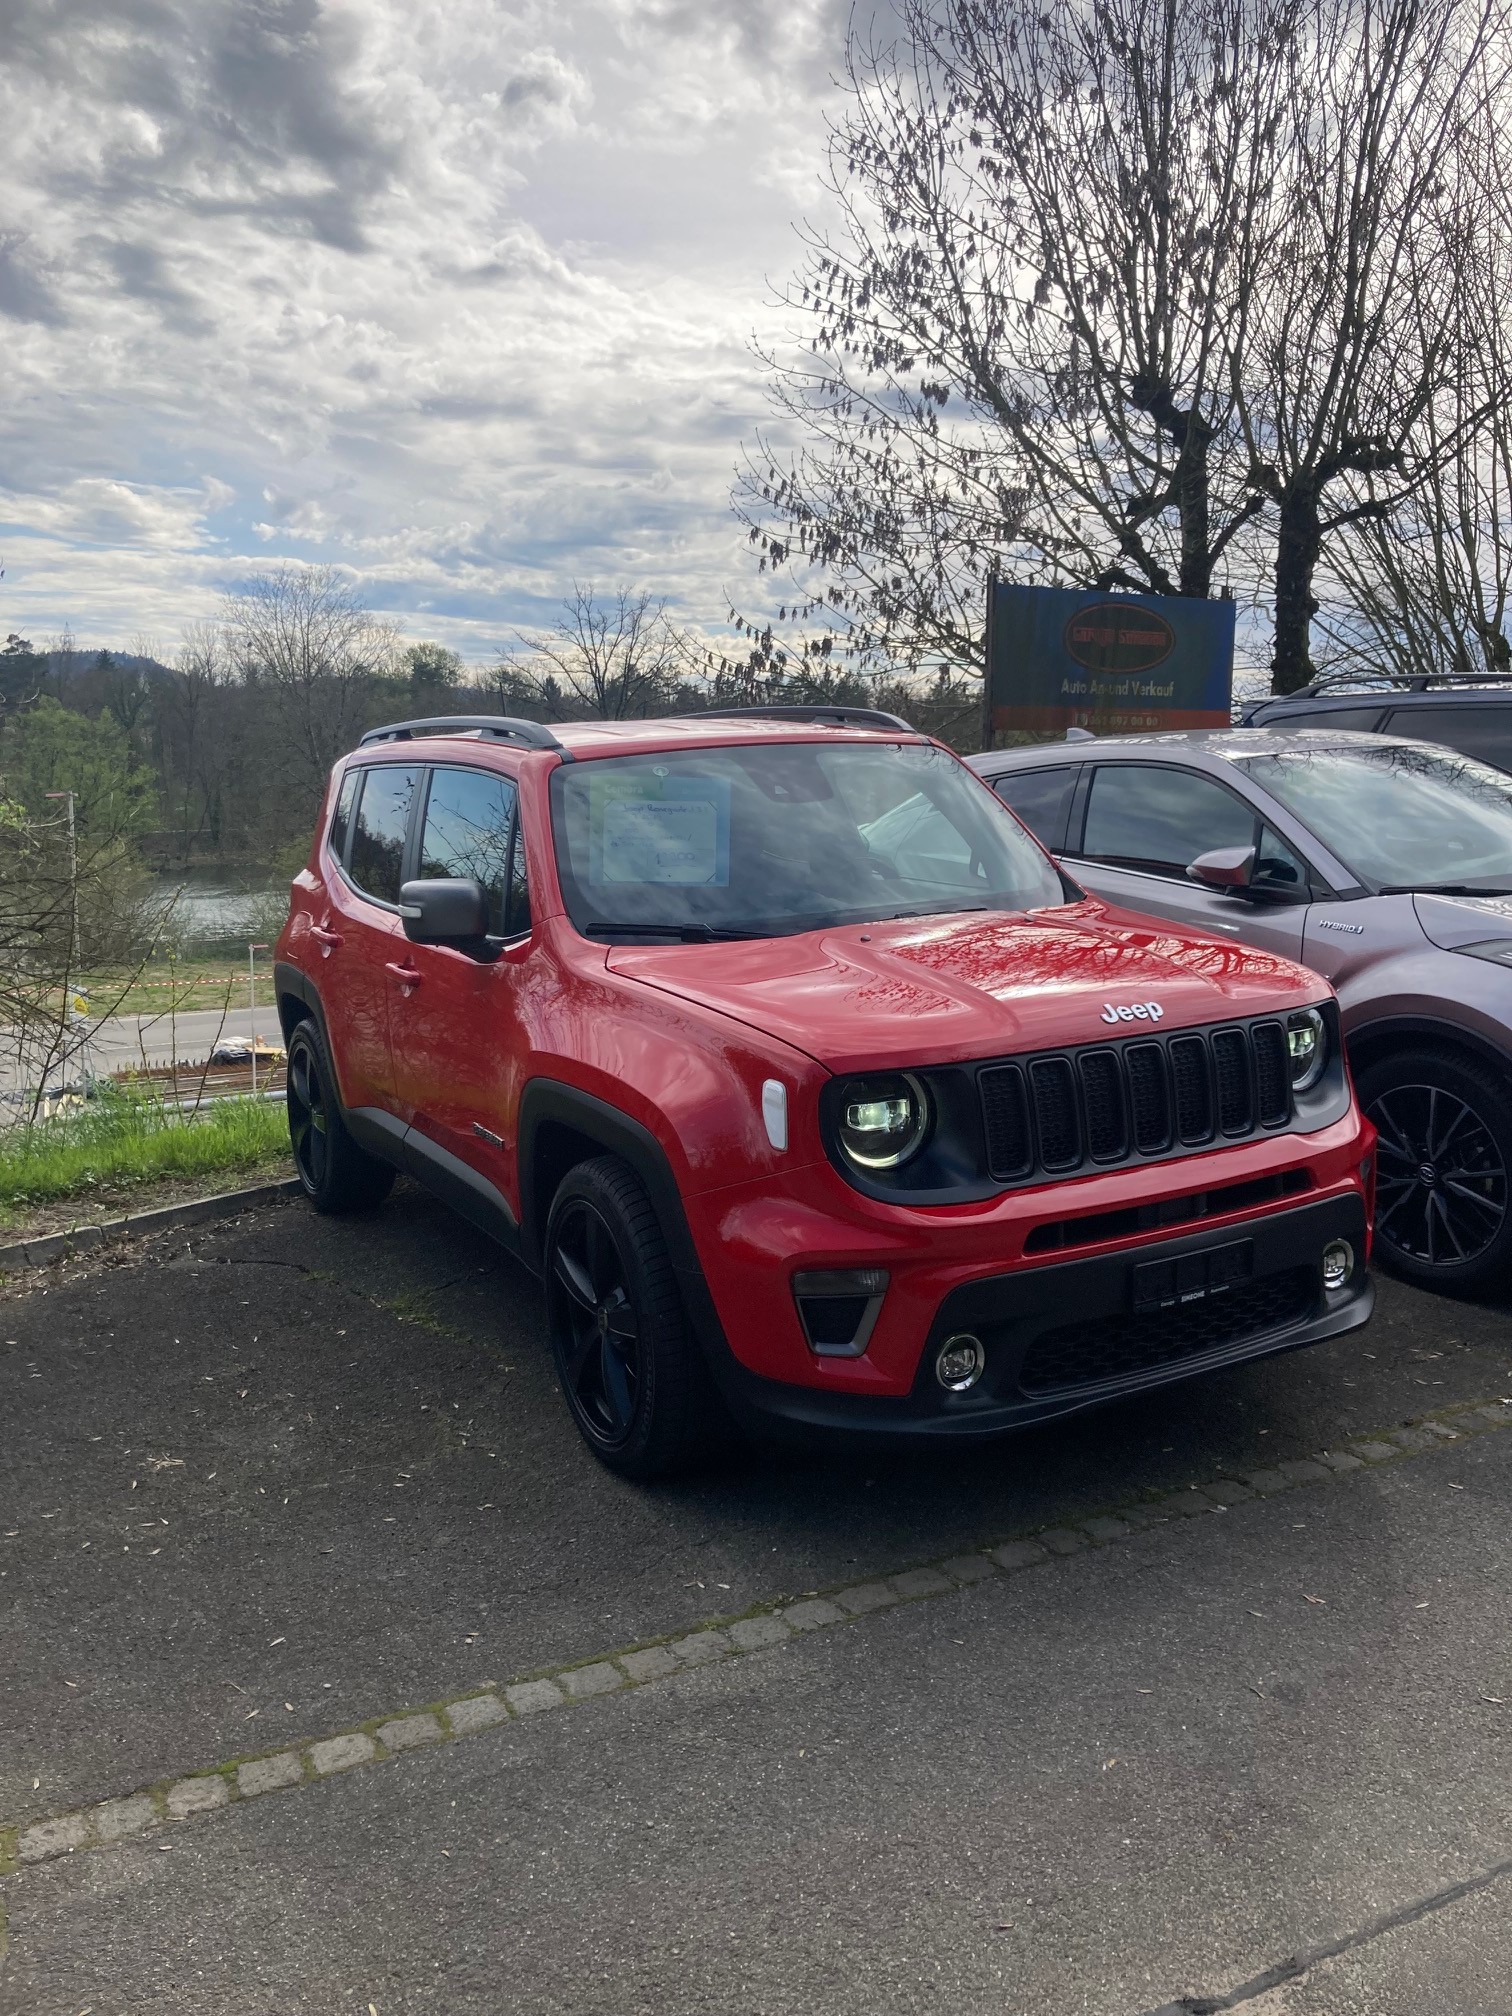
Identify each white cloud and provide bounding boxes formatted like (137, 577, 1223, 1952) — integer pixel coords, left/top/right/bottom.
(0, 0, 858, 658)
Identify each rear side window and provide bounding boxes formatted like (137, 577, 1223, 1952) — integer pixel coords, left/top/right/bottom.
(992, 766, 1073, 850)
(1080, 765, 1254, 877)
(1381, 703, 1512, 772)
(1309, 706, 1387, 732)
(327, 770, 359, 866)
(348, 766, 419, 906)
(418, 765, 526, 936)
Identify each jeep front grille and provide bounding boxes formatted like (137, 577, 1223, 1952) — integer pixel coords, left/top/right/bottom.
(978, 1018, 1293, 1187)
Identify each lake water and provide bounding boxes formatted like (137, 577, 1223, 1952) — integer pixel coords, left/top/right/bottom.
(148, 865, 285, 953)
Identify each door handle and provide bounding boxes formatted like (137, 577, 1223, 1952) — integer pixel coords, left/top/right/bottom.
(312, 922, 343, 949)
(385, 961, 421, 986)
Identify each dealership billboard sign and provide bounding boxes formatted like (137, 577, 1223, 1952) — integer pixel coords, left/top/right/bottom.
(985, 582, 1234, 735)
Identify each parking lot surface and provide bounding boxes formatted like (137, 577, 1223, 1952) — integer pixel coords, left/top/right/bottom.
(3, 1182, 1511, 2012)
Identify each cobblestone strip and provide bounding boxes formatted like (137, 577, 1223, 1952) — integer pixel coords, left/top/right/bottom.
(3, 1393, 1506, 1878)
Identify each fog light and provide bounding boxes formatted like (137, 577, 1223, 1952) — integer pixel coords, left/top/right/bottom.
(936, 1333, 986, 1391)
(1322, 1239, 1354, 1291)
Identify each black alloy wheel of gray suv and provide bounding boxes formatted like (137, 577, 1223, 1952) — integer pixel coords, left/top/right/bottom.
(969, 729, 1512, 1297)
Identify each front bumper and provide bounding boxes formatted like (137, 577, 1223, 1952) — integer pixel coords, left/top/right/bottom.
(705, 1192, 1372, 1445)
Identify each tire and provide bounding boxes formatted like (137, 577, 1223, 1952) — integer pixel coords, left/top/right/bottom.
(1358, 1047, 1512, 1295)
(544, 1154, 728, 1478)
(285, 1019, 396, 1215)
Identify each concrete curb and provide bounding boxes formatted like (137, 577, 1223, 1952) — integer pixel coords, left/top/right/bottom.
(0, 1176, 300, 1273)
(2, 1389, 1503, 1879)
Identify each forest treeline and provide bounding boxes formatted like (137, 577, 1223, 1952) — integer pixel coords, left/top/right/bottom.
(0, 572, 979, 874)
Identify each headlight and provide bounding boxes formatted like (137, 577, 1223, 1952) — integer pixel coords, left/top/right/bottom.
(1287, 1007, 1327, 1093)
(837, 1072, 930, 1170)
(1453, 939, 1512, 969)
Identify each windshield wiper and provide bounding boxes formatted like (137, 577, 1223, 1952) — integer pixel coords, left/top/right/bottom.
(1378, 882, 1512, 896)
(888, 903, 993, 920)
(583, 920, 769, 942)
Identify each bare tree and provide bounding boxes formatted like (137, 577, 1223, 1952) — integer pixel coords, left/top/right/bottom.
(499, 588, 694, 720)
(1318, 221, 1512, 682)
(223, 565, 399, 813)
(1231, 0, 1512, 690)
(740, 0, 1298, 673)
(744, 0, 1512, 697)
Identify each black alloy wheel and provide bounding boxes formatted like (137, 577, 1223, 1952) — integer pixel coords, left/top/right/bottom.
(551, 1197, 643, 1447)
(285, 1021, 396, 1214)
(544, 1155, 728, 1478)
(288, 1034, 330, 1193)
(1360, 1048, 1512, 1293)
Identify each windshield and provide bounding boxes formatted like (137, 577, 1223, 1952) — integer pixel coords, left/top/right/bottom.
(550, 741, 1066, 940)
(1237, 742, 1512, 892)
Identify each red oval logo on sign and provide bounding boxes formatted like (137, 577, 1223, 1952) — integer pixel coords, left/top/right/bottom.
(1063, 602, 1176, 675)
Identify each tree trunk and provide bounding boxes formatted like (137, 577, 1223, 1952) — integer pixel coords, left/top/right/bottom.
(1271, 487, 1324, 692)
(1175, 413, 1214, 599)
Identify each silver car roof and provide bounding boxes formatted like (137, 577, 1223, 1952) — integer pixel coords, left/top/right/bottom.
(969, 726, 1434, 767)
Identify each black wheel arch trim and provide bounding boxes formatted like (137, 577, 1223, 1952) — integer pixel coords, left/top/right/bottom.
(517, 1079, 736, 1382)
(1347, 1015, 1511, 1084)
(275, 960, 327, 1048)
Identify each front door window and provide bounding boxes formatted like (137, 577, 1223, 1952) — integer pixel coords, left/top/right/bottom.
(1081, 765, 1255, 877)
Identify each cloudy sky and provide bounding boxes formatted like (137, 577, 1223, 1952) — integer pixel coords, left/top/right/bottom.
(0, 0, 858, 662)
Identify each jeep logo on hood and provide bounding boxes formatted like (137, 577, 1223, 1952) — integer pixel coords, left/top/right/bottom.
(1102, 1001, 1164, 1025)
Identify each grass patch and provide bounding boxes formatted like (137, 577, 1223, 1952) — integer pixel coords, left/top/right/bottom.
(49, 959, 257, 1018)
(0, 1088, 289, 1223)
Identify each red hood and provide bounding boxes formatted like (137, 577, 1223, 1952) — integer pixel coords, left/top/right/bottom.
(606, 901, 1326, 1073)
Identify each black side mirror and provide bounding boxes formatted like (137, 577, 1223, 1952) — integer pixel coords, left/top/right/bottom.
(1186, 846, 1256, 891)
(399, 878, 489, 945)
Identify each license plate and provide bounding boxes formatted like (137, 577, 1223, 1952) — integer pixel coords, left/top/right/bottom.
(1133, 1240, 1253, 1315)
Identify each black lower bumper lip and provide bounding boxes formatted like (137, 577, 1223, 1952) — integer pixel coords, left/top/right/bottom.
(712, 1193, 1373, 1447)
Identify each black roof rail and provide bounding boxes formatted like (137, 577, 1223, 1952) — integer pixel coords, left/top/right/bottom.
(1295, 669, 1512, 697)
(697, 704, 918, 733)
(358, 715, 572, 757)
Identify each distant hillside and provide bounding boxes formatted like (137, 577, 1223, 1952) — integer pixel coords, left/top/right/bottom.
(47, 648, 176, 685)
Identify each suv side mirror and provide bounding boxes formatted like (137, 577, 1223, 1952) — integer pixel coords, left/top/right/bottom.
(1187, 846, 1256, 891)
(399, 878, 489, 945)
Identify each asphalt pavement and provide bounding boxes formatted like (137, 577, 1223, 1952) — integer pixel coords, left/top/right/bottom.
(3, 1182, 1511, 2012)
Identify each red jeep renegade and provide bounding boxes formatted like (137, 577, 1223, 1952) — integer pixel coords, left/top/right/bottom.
(274, 706, 1375, 1476)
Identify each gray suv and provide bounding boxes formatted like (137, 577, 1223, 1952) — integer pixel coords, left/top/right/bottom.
(1240, 676, 1512, 774)
(970, 729, 1512, 1295)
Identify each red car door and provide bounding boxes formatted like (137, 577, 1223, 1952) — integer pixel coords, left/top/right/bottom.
(319, 760, 421, 1122)
(388, 762, 535, 1229)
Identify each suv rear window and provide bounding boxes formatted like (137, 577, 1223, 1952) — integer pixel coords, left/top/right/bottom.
(348, 766, 419, 906)
(1301, 705, 1387, 732)
(328, 769, 360, 864)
